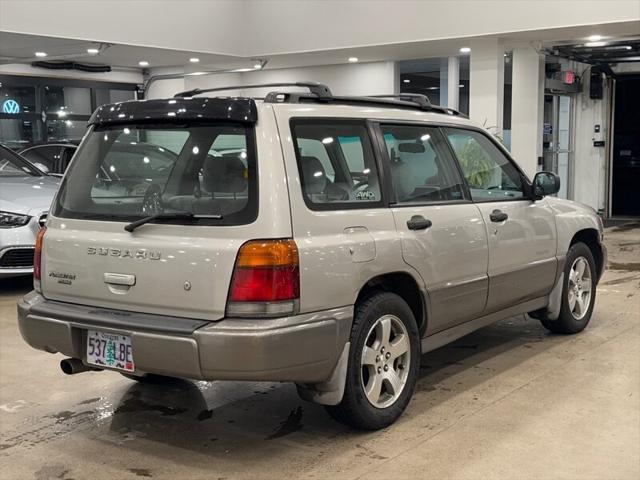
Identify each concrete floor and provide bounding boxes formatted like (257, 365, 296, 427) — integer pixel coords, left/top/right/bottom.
(1, 223, 638, 480)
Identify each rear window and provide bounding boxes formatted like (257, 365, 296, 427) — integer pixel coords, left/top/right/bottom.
(53, 123, 257, 226)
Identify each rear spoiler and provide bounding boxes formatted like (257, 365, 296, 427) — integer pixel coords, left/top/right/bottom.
(89, 97, 258, 126)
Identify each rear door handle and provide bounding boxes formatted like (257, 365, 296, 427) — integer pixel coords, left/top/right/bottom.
(489, 209, 509, 222)
(407, 215, 433, 230)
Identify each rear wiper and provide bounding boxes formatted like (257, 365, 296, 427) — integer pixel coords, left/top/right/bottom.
(124, 211, 222, 232)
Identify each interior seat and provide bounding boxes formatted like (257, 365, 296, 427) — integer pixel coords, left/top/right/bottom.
(300, 156, 348, 201)
(168, 155, 248, 215)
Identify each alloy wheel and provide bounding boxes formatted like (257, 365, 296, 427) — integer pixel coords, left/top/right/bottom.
(568, 256, 592, 320)
(360, 314, 411, 409)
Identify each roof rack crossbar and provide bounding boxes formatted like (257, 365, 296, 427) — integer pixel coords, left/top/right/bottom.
(174, 82, 332, 99)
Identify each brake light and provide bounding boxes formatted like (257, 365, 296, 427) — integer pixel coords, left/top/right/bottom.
(227, 239, 300, 317)
(34, 227, 46, 292)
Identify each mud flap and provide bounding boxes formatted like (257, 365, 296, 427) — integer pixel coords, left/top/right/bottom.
(296, 342, 350, 406)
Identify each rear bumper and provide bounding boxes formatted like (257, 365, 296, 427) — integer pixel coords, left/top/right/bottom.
(17, 291, 352, 383)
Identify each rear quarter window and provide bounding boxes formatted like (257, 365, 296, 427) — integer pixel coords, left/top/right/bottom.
(291, 120, 383, 210)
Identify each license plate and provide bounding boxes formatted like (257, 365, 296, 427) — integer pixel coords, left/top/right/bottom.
(86, 330, 134, 372)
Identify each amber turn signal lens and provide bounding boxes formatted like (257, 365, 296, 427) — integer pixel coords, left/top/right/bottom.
(34, 227, 46, 281)
(235, 239, 299, 268)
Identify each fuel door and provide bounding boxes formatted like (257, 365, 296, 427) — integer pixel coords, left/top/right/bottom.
(344, 226, 376, 263)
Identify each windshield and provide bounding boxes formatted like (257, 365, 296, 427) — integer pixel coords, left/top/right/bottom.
(53, 123, 257, 225)
(0, 145, 43, 177)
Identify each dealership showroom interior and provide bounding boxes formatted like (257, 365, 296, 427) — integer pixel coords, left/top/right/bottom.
(0, 0, 639, 479)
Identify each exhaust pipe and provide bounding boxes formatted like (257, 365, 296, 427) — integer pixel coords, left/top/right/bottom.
(60, 358, 101, 375)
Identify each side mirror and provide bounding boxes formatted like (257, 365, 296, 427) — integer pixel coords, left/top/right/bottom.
(532, 171, 560, 199)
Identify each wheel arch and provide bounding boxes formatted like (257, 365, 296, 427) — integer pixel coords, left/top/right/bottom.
(355, 271, 427, 336)
(570, 228, 604, 279)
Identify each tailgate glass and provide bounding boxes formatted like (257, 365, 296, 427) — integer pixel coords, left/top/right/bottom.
(53, 123, 257, 226)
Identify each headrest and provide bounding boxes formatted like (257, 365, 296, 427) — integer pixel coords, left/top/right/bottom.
(300, 156, 327, 194)
(203, 155, 247, 193)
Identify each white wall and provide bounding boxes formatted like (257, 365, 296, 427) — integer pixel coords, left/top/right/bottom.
(145, 62, 396, 99)
(237, 62, 396, 97)
(469, 38, 504, 132)
(510, 46, 544, 178)
(572, 69, 609, 212)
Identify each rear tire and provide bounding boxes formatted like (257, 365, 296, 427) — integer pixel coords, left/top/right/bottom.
(326, 292, 420, 430)
(541, 242, 596, 334)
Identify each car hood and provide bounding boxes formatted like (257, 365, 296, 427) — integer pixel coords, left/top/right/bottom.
(0, 175, 60, 215)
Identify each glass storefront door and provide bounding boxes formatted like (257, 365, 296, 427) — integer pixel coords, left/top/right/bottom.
(542, 94, 573, 199)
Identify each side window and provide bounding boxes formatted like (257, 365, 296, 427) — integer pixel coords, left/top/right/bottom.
(296, 138, 335, 182)
(445, 129, 524, 201)
(381, 125, 465, 203)
(292, 121, 382, 207)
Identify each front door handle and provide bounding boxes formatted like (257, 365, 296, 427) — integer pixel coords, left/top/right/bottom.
(407, 215, 433, 230)
(489, 209, 509, 222)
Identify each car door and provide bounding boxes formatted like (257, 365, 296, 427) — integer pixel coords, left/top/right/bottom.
(377, 124, 489, 334)
(444, 127, 558, 313)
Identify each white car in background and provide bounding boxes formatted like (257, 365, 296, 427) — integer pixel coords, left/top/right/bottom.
(0, 144, 59, 278)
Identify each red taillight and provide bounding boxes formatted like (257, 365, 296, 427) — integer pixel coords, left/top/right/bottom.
(230, 266, 300, 302)
(34, 227, 46, 290)
(227, 239, 300, 317)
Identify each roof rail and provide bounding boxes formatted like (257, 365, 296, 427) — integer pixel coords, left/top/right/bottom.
(368, 93, 432, 108)
(264, 91, 466, 117)
(174, 81, 332, 99)
(172, 81, 466, 117)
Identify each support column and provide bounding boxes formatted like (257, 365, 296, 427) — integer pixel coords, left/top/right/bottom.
(469, 38, 504, 132)
(447, 56, 459, 110)
(511, 45, 544, 178)
(439, 59, 449, 107)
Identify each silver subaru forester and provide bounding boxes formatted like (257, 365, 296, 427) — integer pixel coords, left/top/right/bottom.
(18, 83, 606, 430)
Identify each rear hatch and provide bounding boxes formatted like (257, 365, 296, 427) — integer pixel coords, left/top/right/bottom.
(41, 98, 261, 320)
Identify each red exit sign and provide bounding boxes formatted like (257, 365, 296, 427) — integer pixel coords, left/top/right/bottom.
(563, 70, 575, 85)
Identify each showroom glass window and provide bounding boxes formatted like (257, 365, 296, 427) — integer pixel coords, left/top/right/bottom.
(0, 83, 40, 149)
(291, 120, 383, 209)
(0, 75, 138, 150)
(380, 125, 466, 203)
(445, 128, 524, 201)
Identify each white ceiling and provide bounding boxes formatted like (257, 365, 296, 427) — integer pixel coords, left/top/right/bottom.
(1, 18, 639, 73)
(0, 32, 252, 70)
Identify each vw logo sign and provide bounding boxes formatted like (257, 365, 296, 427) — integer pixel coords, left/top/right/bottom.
(2, 99, 20, 114)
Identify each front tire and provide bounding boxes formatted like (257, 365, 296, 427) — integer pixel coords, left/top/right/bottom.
(541, 242, 597, 334)
(326, 292, 420, 430)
